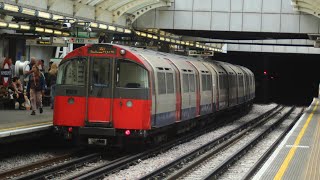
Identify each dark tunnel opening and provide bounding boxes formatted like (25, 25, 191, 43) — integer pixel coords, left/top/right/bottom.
(214, 52, 320, 106)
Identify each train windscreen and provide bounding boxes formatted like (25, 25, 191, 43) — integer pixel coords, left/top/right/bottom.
(57, 58, 86, 86)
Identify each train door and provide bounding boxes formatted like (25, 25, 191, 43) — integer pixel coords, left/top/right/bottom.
(181, 71, 196, 120)
(86, 57, 113, 124)
(113, 59, 151, 129)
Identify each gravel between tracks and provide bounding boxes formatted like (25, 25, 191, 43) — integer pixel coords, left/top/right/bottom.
(104, 104, 277, 180)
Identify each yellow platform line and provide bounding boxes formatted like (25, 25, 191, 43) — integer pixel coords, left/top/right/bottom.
(274, 101, 319, 180)
(0, 121, 52, 133)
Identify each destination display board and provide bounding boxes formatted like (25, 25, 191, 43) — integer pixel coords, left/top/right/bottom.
(188, 50, 214, 56)
(88, 44, 116, 54)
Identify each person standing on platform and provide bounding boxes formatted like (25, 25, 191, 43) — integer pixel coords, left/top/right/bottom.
(27, 65, 46, 115)
(25, 57, 36, 75)
(48, 63, 58, 109)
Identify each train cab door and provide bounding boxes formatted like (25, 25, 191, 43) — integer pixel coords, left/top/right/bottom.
(86, 57, 113, 124)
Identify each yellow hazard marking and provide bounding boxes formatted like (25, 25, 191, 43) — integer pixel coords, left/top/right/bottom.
(0, 122, 52, 133)
(274, 101, 319, 180)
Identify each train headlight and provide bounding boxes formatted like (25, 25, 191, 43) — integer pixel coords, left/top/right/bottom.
(68, 97, 75, 104)
(126, 100, 133, 108)
(120, 49, 126, 55)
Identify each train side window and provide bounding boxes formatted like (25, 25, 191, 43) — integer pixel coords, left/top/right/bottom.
(92, 58, 110, 86)
(189, 74, 195, 92)
(157, 72, 166, 94)
(117, 60, 149, 88)
(201, 74, 207, 91)
(166, 73, 174, 94)
(183, 74, 189, 93)
(207, 74, 212, 90)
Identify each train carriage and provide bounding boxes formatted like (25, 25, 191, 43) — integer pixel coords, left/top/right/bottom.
(53, 44, 255, 146)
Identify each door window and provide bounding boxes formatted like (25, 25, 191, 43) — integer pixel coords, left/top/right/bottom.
(92, 58, 110, 86)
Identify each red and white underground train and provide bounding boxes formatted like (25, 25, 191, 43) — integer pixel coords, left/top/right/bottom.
(53, 44, 255, 145)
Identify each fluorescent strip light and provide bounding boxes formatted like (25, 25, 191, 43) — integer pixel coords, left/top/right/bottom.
(108, 25, 116, 31)
(152, 35, 158, 40)
(99, 24, 107, 29)
(186, 42, 190, 46)
(62, 32, 70, 36)
(38, 11, 51, 19)
(8, 23, 19, 29)
(196, 44, 200, 48)
(171, 39, 176, 43)
(21, 8, 36, 16)
(54, 30, 62, 35)
(116, 27, 124, 32)
(0, 22, 7, 27)
(35, 27, 44, 32)
(181, 41, 185, 45)
(165, 38, 170, 42)
(3, 3, 19, 12)
(160, 37, 165, 41)
(176, 40, 181, 44)
(147, 34, 153, 38)
(78, 22, 85, 26)
(124, 29, 131, 34)
(20, 25, 30, 30)
(135, 31, 141, 35)
(140, 32, 147, 37)
(90, 22, 99, 28)
(45, 28, 53, 33)
(52, 14, 64, 21)
(190, 43, 194, 46)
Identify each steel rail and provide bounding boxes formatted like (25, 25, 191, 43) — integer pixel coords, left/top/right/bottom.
(17, 152, 102, 180)
(72, 105, 263, 180)
(0, 151, 80, 179)
(203, 106, 295, 180)
(241, 107, 304, 180)
(138, 106, 282, 180)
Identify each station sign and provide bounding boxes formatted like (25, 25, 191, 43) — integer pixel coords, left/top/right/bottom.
(26, 37, 67, 47)
(1, 59, 12, 87)
(188, 50, 214, 56)
(67, 38, 99, 44)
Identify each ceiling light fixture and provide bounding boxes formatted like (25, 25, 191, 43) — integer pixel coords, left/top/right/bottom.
(3, 3, 19, 12)
(21, 8, 36, 16)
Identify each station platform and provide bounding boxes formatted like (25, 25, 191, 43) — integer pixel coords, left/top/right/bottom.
(0, 107, 53, 140)
(254, 98, 320, 180)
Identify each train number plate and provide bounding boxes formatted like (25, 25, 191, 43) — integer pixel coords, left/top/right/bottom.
(88, 138, 107, 146)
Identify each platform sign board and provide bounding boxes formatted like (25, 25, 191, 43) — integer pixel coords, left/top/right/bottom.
(26, 37, 67, 47)
(1, 59, 12, 87)
(67, 38, 99, 44)
(188, 50, 214, 56)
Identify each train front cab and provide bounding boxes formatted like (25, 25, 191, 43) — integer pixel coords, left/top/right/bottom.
(53, 45, 152, 145)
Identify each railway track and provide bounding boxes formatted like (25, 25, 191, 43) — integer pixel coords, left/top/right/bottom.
(137, 106, 302, 180)
(65, 105, 279, 180)
(2, 105, 278, 179)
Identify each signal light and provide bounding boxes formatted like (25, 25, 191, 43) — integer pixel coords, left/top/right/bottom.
(68, 127, 73, 133)
(263, 71, 267, 75)
(125, 130, 131, 136)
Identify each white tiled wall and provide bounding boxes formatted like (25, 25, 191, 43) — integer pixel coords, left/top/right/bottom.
(136, 0, 320, 34)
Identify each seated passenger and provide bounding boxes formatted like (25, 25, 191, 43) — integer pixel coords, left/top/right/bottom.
(12, 77, 26, 110)
(0, 86, 8, 98)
